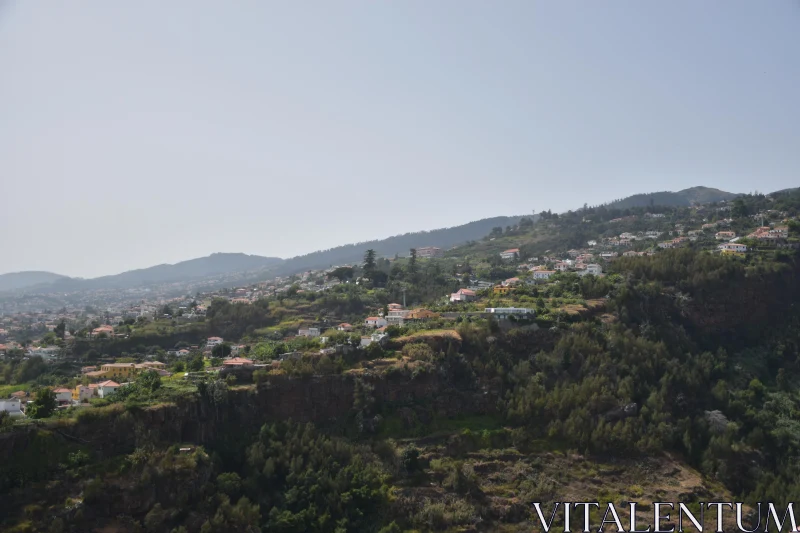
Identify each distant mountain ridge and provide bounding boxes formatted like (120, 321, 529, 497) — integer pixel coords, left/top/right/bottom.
(270, 216, 523, 276)
(0, 271, 71, 292)
(0, 254, 282, 294)
(0, 185, 771, 294)
(0, 217, 523, 294)
(603, 186, 740, 209)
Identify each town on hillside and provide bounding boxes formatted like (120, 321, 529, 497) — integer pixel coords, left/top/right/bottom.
(1, 191, 799, 419)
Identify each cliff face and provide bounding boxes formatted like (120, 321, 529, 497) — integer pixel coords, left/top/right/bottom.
(0, 370, 498, 466)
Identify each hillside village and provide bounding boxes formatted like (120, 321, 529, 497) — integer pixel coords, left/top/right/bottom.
(2, 188, 800, 533)
(1, 190, 799, 419)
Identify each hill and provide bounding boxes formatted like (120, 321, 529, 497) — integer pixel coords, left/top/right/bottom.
(2, 254, 283, 294)
(271, 215, 523, 275)
(0, 271, 71, 292)
(604, 186, 740, 209)
(2, 216, 524, 294)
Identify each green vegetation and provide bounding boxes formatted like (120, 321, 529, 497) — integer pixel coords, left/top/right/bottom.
(2, 191, 800, 531)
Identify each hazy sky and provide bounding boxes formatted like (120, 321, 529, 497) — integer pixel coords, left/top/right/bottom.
(2, 2, 799, 278)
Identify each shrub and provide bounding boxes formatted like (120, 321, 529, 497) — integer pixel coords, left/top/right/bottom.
(401, 343, 434, 361)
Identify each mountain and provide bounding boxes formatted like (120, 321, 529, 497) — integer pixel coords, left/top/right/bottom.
(271, 215, 524, 275)
(85, 253, 282, 288)
(0, 271, 71, 292)
(604, 186, 740, 209)
(1, 217, 524, 294)
(3, 254, 283, 294)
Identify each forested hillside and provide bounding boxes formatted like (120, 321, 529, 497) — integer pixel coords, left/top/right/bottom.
(1, 190, 800, 532)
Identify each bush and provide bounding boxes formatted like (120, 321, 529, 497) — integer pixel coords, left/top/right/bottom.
(401, 343, 434, 361)
(413, 497, 477, 529)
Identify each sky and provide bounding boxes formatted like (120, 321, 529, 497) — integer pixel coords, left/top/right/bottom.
(1, 1, 799, 278)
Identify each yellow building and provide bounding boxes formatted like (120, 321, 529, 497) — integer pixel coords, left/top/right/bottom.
(92, 361, 167, 381)
(493, 285, 513, 295)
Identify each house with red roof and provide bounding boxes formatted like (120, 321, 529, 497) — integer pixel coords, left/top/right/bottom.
(450, 288, 477, 303)
(53, 388, 73, 404)
(97, 381, 121, 398)
(500, 248, 520, 261)
(364, 317, 388, 328)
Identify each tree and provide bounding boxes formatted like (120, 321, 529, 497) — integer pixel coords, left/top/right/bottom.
(28, 388, 57, 419)
(137, 370, 162, 393)
(401, 447, 421, 474)
(188, 355, 205, 372)
(408, 248, 418, 280)
(363, 249, 377, 278)
(732, 197, 749, 219)
(329, 266, 354, 282)
(54, 320, 66, 340)
(217, 472, 242, 499)
(212, 343, 233, 358)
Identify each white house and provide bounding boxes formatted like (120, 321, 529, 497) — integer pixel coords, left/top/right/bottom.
(298, 327, 321, 338)
(360, 333, 386, 347)
(533, 270, 556, 280)
(97, 380, 121, 398)
(499, 248, 520, 261)
(53, 388, 73, 404)
(554, 262, 570, 272)
(449, 288, 477, 303)
(720, 243, 747, 253)
(0, 398, 23, 417)
(484, 307, 535, 319)
(587, 240, 597, 247)
(364, 317, 388, 328)
(207, 337, 224, 347)
(584, 264, 602, 276)
(337, 323, 353, 332)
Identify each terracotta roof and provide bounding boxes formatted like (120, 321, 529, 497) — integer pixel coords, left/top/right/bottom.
(503, 248, 520, 253)
(53, 388, 71, 393)
(223, 357, 253, 366)
(365, 317, 383, 321)
(98, 380, 120, 387)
